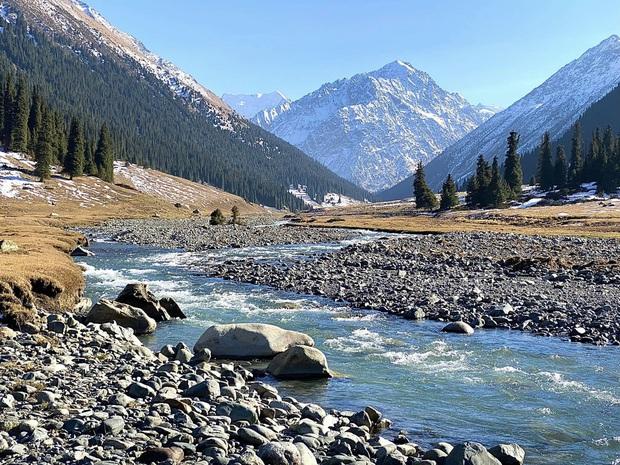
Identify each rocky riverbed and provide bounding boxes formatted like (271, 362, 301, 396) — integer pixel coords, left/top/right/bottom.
(0, 313, 524, 465)
(83, 218, 358, 251)
(203, 232, 620, 346)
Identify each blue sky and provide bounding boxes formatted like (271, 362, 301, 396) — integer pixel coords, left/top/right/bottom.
(87, 0, 620, 108)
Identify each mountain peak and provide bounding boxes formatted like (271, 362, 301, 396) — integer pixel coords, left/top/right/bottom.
(263, 61, 494, 192)
(374, 60, 419, 78)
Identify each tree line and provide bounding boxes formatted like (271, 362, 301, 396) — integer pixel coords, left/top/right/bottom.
(412, 123, 620, 211)
(536, 122, 620, 193)
(0, 72, 114, 183)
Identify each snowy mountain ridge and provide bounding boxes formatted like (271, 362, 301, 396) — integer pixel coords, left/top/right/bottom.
(2, 0, 235, 130)
(420, 34, 620, 189)
(259, 60, 495, 192)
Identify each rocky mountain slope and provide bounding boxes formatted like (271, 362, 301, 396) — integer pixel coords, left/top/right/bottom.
(261, 61, 494, 192)
(380, 35, 620, 199)
(222, 91, 291, 127)
(0, 0, 368, 209)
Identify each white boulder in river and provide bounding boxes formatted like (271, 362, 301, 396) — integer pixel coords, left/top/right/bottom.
(267, 345, 332, 379)
(193, 323, 314, 359)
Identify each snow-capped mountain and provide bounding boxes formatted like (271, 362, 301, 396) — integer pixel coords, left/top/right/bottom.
(3, 0, 234, 129)
(417, 34, 620, 190)
(261, 61, 494, 192)
(222, 91, 291, 125)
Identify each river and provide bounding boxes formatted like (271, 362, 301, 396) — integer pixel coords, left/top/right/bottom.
(76, 236, 620, 465)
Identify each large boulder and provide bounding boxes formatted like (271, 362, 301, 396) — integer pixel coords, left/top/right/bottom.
(0, 240, 18, 253)
(442, 321, 475, 335)
(488, 444, 525, 465)
(445, 442, 501, 465)
(258, 441, 302, 465)
(86, 299, 156, 335)
(194, 323, 314, 359)
(267, 345, 332, 379)
(115, 283, 186, 321)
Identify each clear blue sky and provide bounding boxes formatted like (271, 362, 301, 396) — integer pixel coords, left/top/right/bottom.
(87, 0, 620, 108)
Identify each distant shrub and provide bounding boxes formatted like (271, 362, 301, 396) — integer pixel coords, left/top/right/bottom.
(209, 209, 226, 225)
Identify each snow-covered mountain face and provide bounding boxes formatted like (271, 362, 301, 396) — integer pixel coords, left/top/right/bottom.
(261, 61, 494, 192)
(222, 91, 291, 122)
(3, 0, 235, 129)
(423, 34, 620, 189)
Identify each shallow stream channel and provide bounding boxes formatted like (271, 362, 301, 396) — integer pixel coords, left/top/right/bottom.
(76, 233, 620, 465)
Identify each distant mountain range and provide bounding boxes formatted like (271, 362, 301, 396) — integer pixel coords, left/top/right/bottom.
(380, 35, 620, 200)
(0, 0, 369, 209)
(222, 91, 291, 127)
(247, 61, 495, 192)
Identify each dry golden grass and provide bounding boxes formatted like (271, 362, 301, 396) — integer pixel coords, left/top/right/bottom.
(0, 160, 267, 325)
(299, 200, 620, 239)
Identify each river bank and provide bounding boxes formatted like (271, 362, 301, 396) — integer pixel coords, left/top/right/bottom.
(83, 218, 360, 251)
(0, 309, 525, 465)
(207, 232, 620, 346)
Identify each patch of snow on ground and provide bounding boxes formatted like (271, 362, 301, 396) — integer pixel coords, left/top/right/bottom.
(289, 184, 362, 209)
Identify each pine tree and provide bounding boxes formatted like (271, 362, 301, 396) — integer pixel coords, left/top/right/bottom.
(467, 154, 492, 207)
(554, 146, 568, 189)
(489, 156, 508, 207)
(231, 205, 240, 224)
(439, 174, 459, 210)
(64, 117, 84, 179)
(9, 79, 29, 153)
(27, 87, 43, 155)
(34, 110, 53, 181)
(3, 74, 15, 146)
(503, 131, 523, 198)
(569, 122, 583, 186)
(413, 162, 438, 210)
(537, 132, 554, 189)
(94, 123, 114, 183)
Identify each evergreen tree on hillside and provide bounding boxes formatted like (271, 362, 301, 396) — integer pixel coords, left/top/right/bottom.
(439, 174, 459, 210)
(34, 110, 53, 181)
(413, 162, 438, 210)
(94, 123, 114, 183)
(537, 132, 554, 189)
(466, 155, 492, 207)
(9, 79, 29, 153)
(84, 138, 97, 176)
(2, 75, 15, 145)
(27, 88, 43, 155)
(489, 156, 509, 207)
(554, 146, 568, 189)
(65, 117, 84, 179)
(503, 131, 523, 198)
(569, 122, 583, 186)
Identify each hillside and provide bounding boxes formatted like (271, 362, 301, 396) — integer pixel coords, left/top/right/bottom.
(520, 84, 620, 181)
(0, 0, 369, 209)
(0, 151, 262, 216)
(380, 35, 620, 199)
(261, 60, 493, 192)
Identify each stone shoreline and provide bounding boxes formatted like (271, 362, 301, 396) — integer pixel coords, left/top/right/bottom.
(203, 232, 620, 346)
(81, 218, 359, 252)
(0, 312, 523, 465)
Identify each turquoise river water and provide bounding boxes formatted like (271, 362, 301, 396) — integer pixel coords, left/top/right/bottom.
(76, 236, 620, 465)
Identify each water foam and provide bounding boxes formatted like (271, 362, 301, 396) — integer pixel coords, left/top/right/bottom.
(539, 371, 620, 405)
(324, 328, 401, 354)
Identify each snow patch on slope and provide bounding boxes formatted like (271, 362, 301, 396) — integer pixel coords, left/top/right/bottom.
(288, 184, 362, 209)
